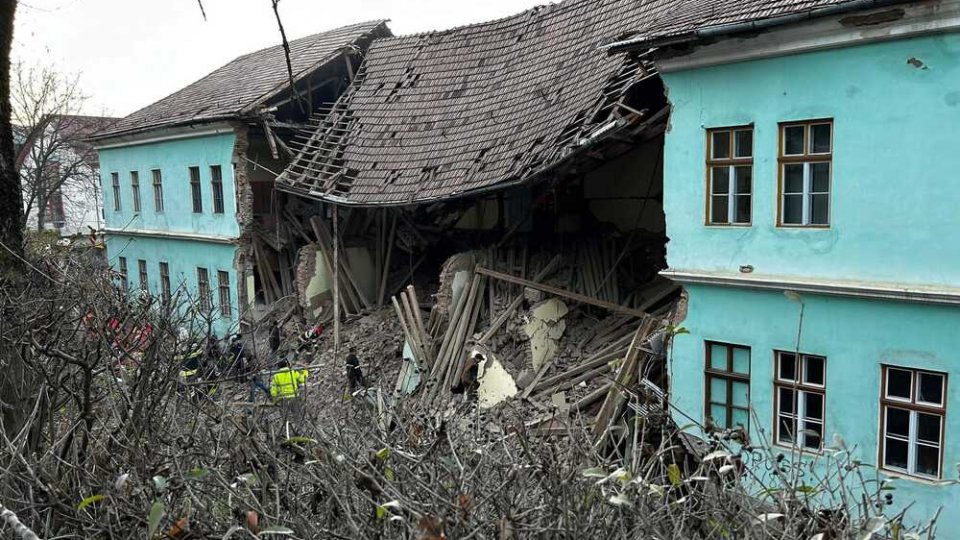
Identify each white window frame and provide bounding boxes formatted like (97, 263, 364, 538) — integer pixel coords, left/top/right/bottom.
(778, 120, 832, 227)
(880, 366, 946, 479)
(706, 127, 753, 226)
(131, 171, 141, 213)
(774, 351, 826, 451)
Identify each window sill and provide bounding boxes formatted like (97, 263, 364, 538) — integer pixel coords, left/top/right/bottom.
(705, 223, 752, 228)
(772, 442, 826, 457)
(775, 224, 830, 229)
(879, 468, 953, 486)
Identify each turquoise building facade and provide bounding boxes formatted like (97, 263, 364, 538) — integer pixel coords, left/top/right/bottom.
(98, 129, 242, 336)
(90, 21, 390, 337)
(647, 1, 960, 529)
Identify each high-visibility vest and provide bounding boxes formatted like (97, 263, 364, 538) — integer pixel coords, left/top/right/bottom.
(270, 368, 309, 401)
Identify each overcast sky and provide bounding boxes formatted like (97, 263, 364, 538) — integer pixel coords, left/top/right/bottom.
(13, 0, 546, 118)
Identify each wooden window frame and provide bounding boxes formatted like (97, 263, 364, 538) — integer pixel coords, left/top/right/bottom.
(211, 165, 225, 214)
(197, 267, 211, 312)
(118, 257, 128, 290)
(159, 262, 171, 305)
(705, 126, 754, 226)
(217, 270, 231, 315)
(777, 119, 833, 228)
(189, 166, 203, 213)
(130, 171, 141, 213)
(152, 169, 164, 212)
(773, 351, 827, 451)
(704, 341, 751, 430)
(111, 172, 121, 212)
(138, 259, 149, 292)
(879, 365, 947, 480)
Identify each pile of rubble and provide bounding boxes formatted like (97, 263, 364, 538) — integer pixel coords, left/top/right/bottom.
(289, 237, 681, 453)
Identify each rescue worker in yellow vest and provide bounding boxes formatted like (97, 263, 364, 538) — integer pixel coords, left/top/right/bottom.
(270, 358, 309, 403)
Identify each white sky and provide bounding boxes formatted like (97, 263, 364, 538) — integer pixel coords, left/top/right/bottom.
(13, 0, 547, 117)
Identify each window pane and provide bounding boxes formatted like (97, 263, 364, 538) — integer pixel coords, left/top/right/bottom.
(710, 344, 728, 371)
(885, 407, 910, 438)
(810, 194, 829, 226)
(735, 129, 752, 158)
(778, 416, 796, 443)
(884, 437, 909, 470)
(712, 131, 731, 159)
(783, 194, 803, 224)
(779, 353, 797, 381)
(731, 408, 749, 429)
(778, 387, 795, 414)
(811, 163, 830, 193)
(886, 368, 913, 400)
(710, 377, 728, 403)
(803, 356, 825, 386)
(734, 166, 751, 194)
(711, 167, 730, 194)
(732, 381, 749, 408)
(804, 392, 823, 421)
(811, 123, 831, 154)
(917, 413, 941, 445)
(917, 373, 944, 406)
(711, 196, 729, 224)
(916, 444, 940, 477)
(783, 164, 804, 193)
(732, 347, 750, 374)
(803, 421, 822, 449)
(709, 404, 728, 427)
(735, 195, 751, 224)
(784, 125, 805, 155)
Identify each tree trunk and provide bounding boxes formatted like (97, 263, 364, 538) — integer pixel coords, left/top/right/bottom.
(0, 0, 22, 267)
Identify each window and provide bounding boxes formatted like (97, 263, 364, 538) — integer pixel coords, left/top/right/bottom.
(706, 127, 753, 225)
(160, 262, 171, 304)
(880, 366, 946, 479)
(779, 120, 832, 227)
(705, 342, 751, 429)
(138, 259, 149, 292)
(118, 257, 128, 290)
(774, 352, 826, 450)
(131, 171, 141, 213)
(211, 165, 224, 214)
(189, 166, 202, 213)
(197, 267, 211, 311)
(152, 169, 164, 212)
(46, 189, 65, 228)
(111, 172, 121, 211)
(217, 270, 231, 315)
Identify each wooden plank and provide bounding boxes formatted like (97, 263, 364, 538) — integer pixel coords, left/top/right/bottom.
(377, 213, 398, 306)
(477, 254, 561, 345)
(475, 266, 651, 319)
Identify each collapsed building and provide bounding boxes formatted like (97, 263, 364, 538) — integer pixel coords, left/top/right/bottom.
(269, 0, 681, 441)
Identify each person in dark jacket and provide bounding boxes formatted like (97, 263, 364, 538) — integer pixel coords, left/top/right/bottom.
(345, 349, 366, 392)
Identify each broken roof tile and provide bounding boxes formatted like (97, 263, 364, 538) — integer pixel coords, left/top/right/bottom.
(277, 0, 666, 206)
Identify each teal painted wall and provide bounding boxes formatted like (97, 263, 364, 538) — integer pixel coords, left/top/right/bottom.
(99, 131, 240, 333)
(99, 132, 239, 238)
(106, 233, 240, 336)
(662, 33, 960, 288)
(670, 284, 960, 529)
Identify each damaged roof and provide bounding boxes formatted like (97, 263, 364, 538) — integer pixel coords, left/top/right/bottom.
(604, 0, 908, 51)
(94, 20, 390, 140)
(277, 0, 669, 206)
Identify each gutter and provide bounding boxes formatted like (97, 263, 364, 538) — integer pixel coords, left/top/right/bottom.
(604, 0, 909, 53)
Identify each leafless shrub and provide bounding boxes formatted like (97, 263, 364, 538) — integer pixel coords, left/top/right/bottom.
(0, 248, 940, 539)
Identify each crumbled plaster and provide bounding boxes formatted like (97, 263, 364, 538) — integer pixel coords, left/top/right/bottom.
(523, 298, 568, 371)
(477, 355, 518, 409)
